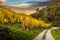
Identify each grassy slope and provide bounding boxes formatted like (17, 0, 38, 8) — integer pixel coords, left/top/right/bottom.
(51, 28, 60, 40)
(0, 24, 45, 40)
(0, 6, 46, 40)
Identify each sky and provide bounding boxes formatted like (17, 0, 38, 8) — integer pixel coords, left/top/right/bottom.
(0, 0, 51, 3)
(0, 0, 55, 11)
(0, 0, 54, 9)
(7, 0, 51, 3)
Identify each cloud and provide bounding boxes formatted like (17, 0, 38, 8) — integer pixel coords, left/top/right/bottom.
(37, 0, 51, 1)
(10, 3, 30, 7)
(8, 3, 31, 8)
(0, 0, 6, 2)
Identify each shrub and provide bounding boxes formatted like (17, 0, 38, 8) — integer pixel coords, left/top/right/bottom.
(0, 26, 11, 40)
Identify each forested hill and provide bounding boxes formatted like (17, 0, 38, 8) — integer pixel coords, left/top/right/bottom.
(31, 0, 60, 26)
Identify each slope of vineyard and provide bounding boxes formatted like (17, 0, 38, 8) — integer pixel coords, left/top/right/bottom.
(0, 6, 51, 28)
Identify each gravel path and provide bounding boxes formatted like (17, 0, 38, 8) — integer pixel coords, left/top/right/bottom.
(33, 30, 47, 40)
(33, 27, 59, 40)
(45, 29, 55, 40)
(45, 27, 59, 40)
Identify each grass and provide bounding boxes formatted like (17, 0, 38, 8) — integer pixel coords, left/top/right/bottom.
(51, 28, 60, 40)
(0, 23, 45, 40)
(11, 27, 45, 40)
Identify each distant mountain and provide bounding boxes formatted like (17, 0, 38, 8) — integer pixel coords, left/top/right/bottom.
(25, 0, 56, 7)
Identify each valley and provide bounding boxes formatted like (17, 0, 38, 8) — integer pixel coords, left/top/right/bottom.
(10, 6, 46, 15)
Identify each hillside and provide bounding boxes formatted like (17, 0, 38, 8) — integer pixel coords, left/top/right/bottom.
(0, 6, 51, 29)
(31, 0, 60, 26)
(0, 6, 51, 40)
(0, 6, 49, 40)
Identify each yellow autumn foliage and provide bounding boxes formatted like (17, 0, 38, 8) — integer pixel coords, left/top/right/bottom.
(0, 6, 52, 28)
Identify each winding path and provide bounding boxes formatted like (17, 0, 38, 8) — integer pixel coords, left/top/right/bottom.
(45, 27, 59, 40)
(33, 30, 47, 40)
(45, 29, 55, 40)
(33, 27, 59, 40)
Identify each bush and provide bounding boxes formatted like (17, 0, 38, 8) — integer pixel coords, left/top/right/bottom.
(0, 26, 11, 40)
